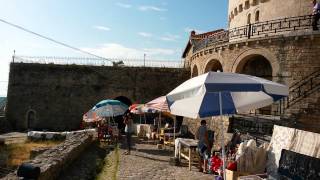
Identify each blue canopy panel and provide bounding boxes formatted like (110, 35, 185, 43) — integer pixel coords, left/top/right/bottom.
(198, 92, 236, 118)
(205, 83, 263, 92)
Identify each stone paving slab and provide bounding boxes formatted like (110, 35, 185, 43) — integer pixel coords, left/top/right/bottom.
(117, 139, 215, 180)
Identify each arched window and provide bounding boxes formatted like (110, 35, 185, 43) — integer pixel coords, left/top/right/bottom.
(245, 1, 250, 9)
(239, 4, 243, 12)
(255, 11, 260, 22)
(247, 13, 251, 24)
(26, 110, 36, 130)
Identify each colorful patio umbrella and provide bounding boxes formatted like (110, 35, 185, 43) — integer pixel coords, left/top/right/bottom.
(145, 96, 171, 135)
(83, 109, 103, 123)
(92, 99, 129, 117)
(145, 96, 170, 112)
(129, 103, 145, 124)
(166, 71, 289, 179)
(129, 104, 145, 114)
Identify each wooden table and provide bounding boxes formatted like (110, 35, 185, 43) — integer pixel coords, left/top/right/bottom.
(177, 138, 198, 171)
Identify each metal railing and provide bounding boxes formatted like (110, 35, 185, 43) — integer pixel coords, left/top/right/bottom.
(193, 15, 316, 52)
(13, 55, 184, 68)
(278, 69, 320, 115)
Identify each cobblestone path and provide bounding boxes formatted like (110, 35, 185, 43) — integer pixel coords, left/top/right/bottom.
(98, 137, 215, 180)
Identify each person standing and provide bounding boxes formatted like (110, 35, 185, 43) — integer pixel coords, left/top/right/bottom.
(196, 120, 210, 173)
(124, 113, 133, 155)
(312, 0, 320, 30)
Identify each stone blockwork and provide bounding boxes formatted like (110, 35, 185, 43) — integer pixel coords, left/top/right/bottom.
(3, 133, 94, 180)
(6, 63, 189, 131)
(0, 116, 11, 134)
(182, 116, 232, 150)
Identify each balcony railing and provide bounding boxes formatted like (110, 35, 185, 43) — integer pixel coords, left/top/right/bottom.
(13, 55, 184, 68)
(193, 15, 316, 53)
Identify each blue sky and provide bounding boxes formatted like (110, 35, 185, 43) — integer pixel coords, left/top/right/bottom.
(0, 0, 228, 96)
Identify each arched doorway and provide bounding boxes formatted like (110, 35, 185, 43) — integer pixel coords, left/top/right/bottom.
(236, 55, 273, 114)
(114, 96, 132, 132)
(191, 65, 199, 77)
(204, 59, 223, 73)
(26, 109, 36, 130)
(114, 96, 132, 106)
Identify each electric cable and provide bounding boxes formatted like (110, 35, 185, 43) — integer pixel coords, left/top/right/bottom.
(0, 18, 111, 61)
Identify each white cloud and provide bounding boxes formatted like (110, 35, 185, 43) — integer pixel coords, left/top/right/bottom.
(143, 48, 176, 56)
(138, 32, 153, 38)
(184, 27, 205, 34)
(115, 2, 132, 8)
(160, 34, 180, 42)
(93, 26, 111, 31)
(81, 43, 178, 59)
(138, 5, 167, 12)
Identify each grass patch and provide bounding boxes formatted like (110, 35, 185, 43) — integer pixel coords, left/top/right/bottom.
(0, 140, 62, 168)
(95, 144, 119, 180)
(113, 144, 119, 180)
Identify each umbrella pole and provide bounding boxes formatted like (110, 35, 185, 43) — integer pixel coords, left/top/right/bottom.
(173, 115, 176, 152)
(159, 112, 161, 135)
(219, 92, 226, 180)
(144, 113, 146, 124)
(139, 114, 141, 124)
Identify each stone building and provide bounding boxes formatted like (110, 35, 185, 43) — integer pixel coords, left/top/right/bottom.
(182, 0, 320, 138)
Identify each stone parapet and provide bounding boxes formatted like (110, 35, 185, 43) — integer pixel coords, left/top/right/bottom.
(3, 133, 94, 180)
(27, 129, 97, 141)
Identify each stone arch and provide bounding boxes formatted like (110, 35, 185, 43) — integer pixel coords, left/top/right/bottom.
(114, 96, 132, 106)
(191, 64, 199, 77)
(231, 48, 279, 77)
(235, 54, 272, 80)
(231, 48, 279, 115)
(26, 109, 36, 130)
(203, 59, 223, 73)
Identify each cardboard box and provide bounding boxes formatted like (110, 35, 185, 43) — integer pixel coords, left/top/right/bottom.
(225, 169, 250, 180)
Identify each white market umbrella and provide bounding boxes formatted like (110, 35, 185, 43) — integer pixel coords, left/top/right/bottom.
(166, 71, 289, 179)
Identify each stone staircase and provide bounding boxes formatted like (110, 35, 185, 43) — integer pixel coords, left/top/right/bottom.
(280, 69, 320, 117)
(233, 69, 320, 136)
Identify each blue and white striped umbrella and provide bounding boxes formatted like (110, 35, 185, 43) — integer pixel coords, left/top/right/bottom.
(166, 71, 288, 179)
(92, 99, 129, 117)
(166, 71, 289, 119)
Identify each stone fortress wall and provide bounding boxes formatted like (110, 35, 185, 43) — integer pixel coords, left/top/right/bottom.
(6, 63, 189, 131)
(228, 0, 311, 28)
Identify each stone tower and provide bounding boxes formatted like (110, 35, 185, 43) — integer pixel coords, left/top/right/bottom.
(182, 0, 320, 135)
(228, 0, 311, 29)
